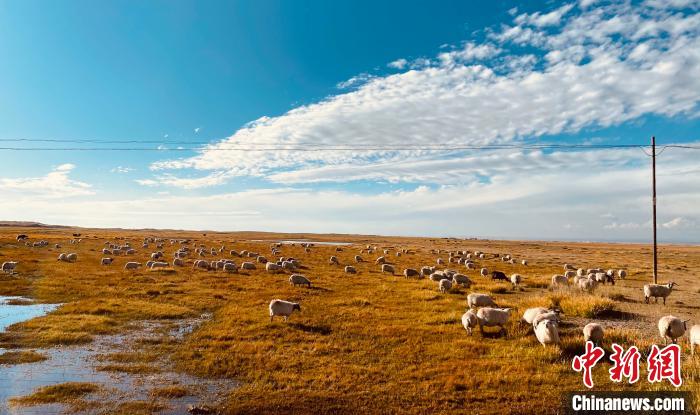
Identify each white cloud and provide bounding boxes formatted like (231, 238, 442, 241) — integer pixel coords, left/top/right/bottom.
(111, 166, 134, 174)
(514, 4, 574, 27)
(661, 216, 696, 229)
(0, 164, 93, 198)
(387, 58, 408, 69)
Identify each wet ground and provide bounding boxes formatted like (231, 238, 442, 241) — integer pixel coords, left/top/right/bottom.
(0, 297, 59, 333)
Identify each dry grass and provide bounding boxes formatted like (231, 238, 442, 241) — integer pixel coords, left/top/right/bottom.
(1, 227, 699, 414)
(0, 350, 47, 365)
(9, 382, 99, 406)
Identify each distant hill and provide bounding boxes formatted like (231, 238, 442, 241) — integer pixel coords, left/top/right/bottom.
(0, 221, 68, 228)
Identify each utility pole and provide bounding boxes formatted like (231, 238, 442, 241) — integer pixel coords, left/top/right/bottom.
(652, 136, 658, 284)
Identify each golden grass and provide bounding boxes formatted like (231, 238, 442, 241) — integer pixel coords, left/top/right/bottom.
(1, 227, 699, 414)
(0, 350, 47, 365)
(10, 382, 99, 406)
(150, 385, 190, 399)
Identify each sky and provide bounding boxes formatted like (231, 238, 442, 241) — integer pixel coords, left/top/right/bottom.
(0, 0, 699, 242)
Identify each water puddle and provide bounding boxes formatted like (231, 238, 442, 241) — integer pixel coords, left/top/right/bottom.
(0, 297, 59, 333)
(250, 239, 352, 246)
(0, 314, 235, 414)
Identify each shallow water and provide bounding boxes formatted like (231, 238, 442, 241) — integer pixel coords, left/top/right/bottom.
(0, 297, 59, 333)
(250, 239, 352, 246)
(0, 315, 234, 415)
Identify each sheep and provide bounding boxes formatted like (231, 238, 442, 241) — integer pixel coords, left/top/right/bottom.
(644, 282, 676, 305)
(429, 271, 448, 282)
(2, 261, 18, 274)
(194, 260, 210, 270)
(461, 310, 478, 335)
(480, 268, 488, 277)
(381, 264, 395, 275)
(594, 272, 607, 284)
(269, 299, 301, 322)
(266, 262, 282, 274)
(467, 293, 497, 309)
(689, 325, 700, 355)
(344, 265, 357, 274)
(522, 307, 551, 325)
(658, 315, 689, 345)
(452, 273, 472, 287)
(103, 248, 112, 255)
(403, 268, 420, 278)
(150, 261, 169, 269)
(521, 260, 528, 266)
(564, 264, 575, 271)
(475, 307, 512, 335)
(439, 279, 452, 293)
(57, 253, 67, 262)
(531, 311, 561, 329)
(223, 263, 237, 273)
(564, 270, 576, 279)
(464, 262, 475, 270)
(421, 266, 435, 276)
(257, 256, 268, 264)
(150, 252, 162, 260)
(510, 274, 522, 289)
(282, 261, 296, 271)
(101, 258, 113, 266)
(354, 255, 363, 263)
(66, 253, 77, 262)
(375, 256, 386, 265)
(617, 269, 627, 279)
(583, 323, 604, 346)
(534, 319, 560, 347)
(437, 258, 445, 265)
(289, 274, 311, 287)
(124, 261, 141, 270)
(241, 262, 256, 271)
(146, 260, 155, 268)
(578, 277, 597, 293)
(173, 258, 185, 267)
(551, 274, 568, 288)
(491, 271, 508, 281)
(329, 256, 340, 265)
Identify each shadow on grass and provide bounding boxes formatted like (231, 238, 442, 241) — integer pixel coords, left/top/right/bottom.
(288, 322, 332, 336)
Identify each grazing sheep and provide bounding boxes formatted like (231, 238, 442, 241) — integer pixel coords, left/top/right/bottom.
(429, 271, 448, 282)
(223, 263, 237, 273)
(522, 307, 550, 325)
(534, 319, 560, 346)
(269, 299, 301, 322)
(462, 310, 478, 335)
(124, 262, 141, 270)
(66, 253, 77, 262)
(173, 258, 185, 267)
(194, 260, 210, 270)
(521, 260, 528, 266)
(564, 264, 575, 271)
(491, 271, 508, 281)
(658, 315, 689, 344)
(583, 323, 604, 346)
(150, 261, 169, 269)
(2, 261, 18, 274)
(452, 273, 472, 287)
(439, 279, 452, 293)
(103, 248, 112, 255)
(467, 293, 497, 309)
(594, 272, 607, 284)
(689, 325, 700, 355)
(289, 274, 311, 287)
(578, 277, 597, 293)
(480, 268, 488, 277)
(375, 256, 386, 265)
(354, 255, 363, 263)
(57, 253, 67, 262)
(282, 261, 296, 271)
(257, 256, 268, 264)
(241, 262, 256, 271)
(644, 282, 677, 304)
(475, 307, 512, 335)
(381, 264, 395, 275)
(531, 311, 561, 329)
(465, 262, 476, 270)
(551, 274, 568, 288)
(329, 256, 340, 265)
(437, 258, 445, 265)
(510, 274, 521, 289)
(344, 265, 357, 274)
(101, 258, 113, 266)
(421, 266, 435, 276)
(564, 270, 576, 279)
(146, 260, 155, 268)
(403, 268, 420, 278)
(617, 269, 627, 279)
(266, 262, 282, 274)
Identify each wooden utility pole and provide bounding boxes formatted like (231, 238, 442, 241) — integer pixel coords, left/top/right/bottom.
(652, 136, 658, 284)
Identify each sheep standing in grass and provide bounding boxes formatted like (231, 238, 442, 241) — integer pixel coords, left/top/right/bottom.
(531, 311, 561, 329)
(578, 277, 597, 293)
(354, 255, 363, 263)
(421, 266, 435, 276)
(2, 261, 18, 274)
(150, 261, 169, 269)
(522, 307, 550, 325)
(476, 308, 512, 335)
(534, 319, 560, 346)
(439, 279, 452, 293)
(430, 271, 448, 282)
(269, 299, 301, 322)
(618, 269, 627, 279)
(223, 263, 237, 273)
(658, 315, 689, 344)
(101, 258, 113, 266)
(467, 293, 496, 309)
(452, 273, 472, 288)
(344, 266, 357, 274)
(521, 260, 528, 266)
(466, 262, 476, 270)
(375, 256, 386, 265)
(289, 274, 311, 287)
(689, 325, 700, 355)
(583, 323, 604, 346)
(491, 271, 508, 282)
(461, 310, 478, 335)
(510, 274, 521, 289)
(266, 262, 282, 274)
(329, 256, 339, 265)
(644, 282, 676, 305)
(551, 274, 568, 288)
(480, 268, 488, 277)
(124, 262, 141, 270)
(381, 264, 395, 275)
(241, 262, 256, 271)
(403, 268, 419, 279)
(173, 258, 185, 267)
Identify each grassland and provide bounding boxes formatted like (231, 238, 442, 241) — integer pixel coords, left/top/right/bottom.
(1, 226, 699, 414)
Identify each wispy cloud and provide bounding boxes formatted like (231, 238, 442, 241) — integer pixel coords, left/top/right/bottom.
(0, 164, 93, 198)
(111, 166, 134, 174)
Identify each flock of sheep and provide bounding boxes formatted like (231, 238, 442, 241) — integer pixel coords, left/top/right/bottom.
(2, 234, 698, 354)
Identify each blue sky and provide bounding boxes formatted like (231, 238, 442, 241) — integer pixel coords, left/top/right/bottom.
(1, 0, 699, 242)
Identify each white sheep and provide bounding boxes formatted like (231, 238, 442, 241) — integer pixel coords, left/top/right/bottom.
(534, 319, 560, 346)
(223, 263, 237, 273)
(437, 258, 445, 265)
(617, 269, 627, 279)
(429, 271, 448, 282)
(583, 323, 604, 346)
(522, 307, 552, 325)
(578, 277, 597, 293)
(452, 273, 472, 287)
(644, 282, 676, 305)
(403, 268, 420, 278)
(475, 307, 512, 335)
(465, 262, 476, 270)
(375, 256, 386, 265)
(289, 274, 311, 287)
(381, 264, 395, 275)
(173, 258, 185, 267)
(150, 261, 169, 269)
(329, 256, 340, 265)
(689, 325, 700, 355)
(521, 259, 528, 266)
(124, 262, 141, 270)
(531, 311, 561, 329)
(461, 310, 478, 335)
(354, 255, 363, 263)
(2, 261, 18, 274)
(266, 262, 282, 274)
(101, 258, 113, 266)
(269, 299, 301, 322)
(510, 274, 521, 289)
(480, 268, 488, 277)
(421, 266, 435, 276)
(241, 262, 256, 270)
(344, 265, 357, 274)
(551, 274, 568, 288)
(439, 279, 452, 293)
(467, 293, 496, 309)
(658, 315, 689, 344)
